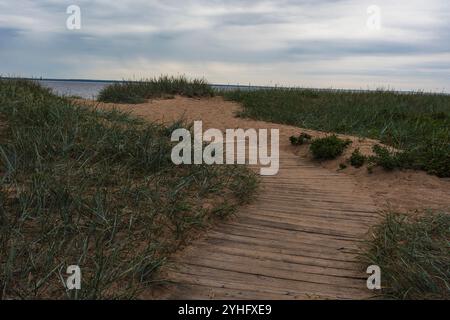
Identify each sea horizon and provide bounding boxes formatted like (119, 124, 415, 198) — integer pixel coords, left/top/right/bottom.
(3, 76, 448, 99)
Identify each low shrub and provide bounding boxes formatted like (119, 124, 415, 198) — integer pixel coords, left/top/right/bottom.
(349, 148, 367, 168)
(369, 145, 402, 170)
(339, 163, 348, 170)
(289, 133, 312, 145)
(310, 135, 352, 160)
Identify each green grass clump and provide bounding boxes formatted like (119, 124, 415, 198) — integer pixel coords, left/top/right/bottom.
(309, 135, 352, 160)
(368, 143, 450, 177)
(290, 133, 312, 146)
(403, 140, 450, 177)
(0, 79, 257, 299)
(224, 88, 450, 177)
(338, 163, 348, 170)
(98, 75, 214, 103)
(349, 148, 367, 168)
(362, 211, 450, 299)
(369, 145, 403, 171)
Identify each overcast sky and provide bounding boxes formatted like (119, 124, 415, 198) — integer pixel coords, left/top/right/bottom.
(1, 0, 449, 91)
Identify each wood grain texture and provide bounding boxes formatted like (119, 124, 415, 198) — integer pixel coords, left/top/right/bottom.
(152, 149, 378, 299)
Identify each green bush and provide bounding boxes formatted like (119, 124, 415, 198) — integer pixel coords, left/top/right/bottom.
(369, 145, 404, 170)
(309, 135, 352, 160)
(350, 149, 366, 167)
(367, 143, 450, 177)
(339, 163, 348, 170)
(289, 132, 312, 145)
(349, 148, 367, 168)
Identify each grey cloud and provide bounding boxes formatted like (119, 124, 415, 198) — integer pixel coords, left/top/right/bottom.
(0, 0, 449, 91)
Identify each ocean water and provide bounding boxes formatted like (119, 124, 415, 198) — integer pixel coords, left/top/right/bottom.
(31, 79, 450, 99)
(39, 80, 115, 99)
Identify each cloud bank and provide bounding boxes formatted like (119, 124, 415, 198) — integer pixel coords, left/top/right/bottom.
(0, 0, 449, 91)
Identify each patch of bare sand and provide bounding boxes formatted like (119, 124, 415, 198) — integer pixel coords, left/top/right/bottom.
(86, 95, 450, 214)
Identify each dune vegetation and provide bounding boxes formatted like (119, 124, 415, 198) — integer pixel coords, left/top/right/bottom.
(224, 88, 450, 177)
(98, 78, 450, 177)
(362, 211, 450, 300)
(0, 79, 257, 299)
(97, 75, 215, 104)
(308, 135, 352, 160)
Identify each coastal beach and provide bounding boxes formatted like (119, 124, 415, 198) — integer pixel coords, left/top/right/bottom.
(1, 0, 449, 306)
(2, 77, 449, 300)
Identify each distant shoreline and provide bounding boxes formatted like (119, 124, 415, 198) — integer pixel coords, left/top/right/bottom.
(2, 77, 120, 84)
(1, 76, 449, 95)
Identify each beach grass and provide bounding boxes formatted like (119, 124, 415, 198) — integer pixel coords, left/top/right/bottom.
(362, 210, 450, 300)
(0, 79, 257, 299)
(224, 88, 450, 177)
(97, 75, 215, 104)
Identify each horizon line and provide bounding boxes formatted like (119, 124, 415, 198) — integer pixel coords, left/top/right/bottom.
(1, 76, 449, 95)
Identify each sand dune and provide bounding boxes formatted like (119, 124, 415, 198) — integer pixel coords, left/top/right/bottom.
(88, 96, 450, 299)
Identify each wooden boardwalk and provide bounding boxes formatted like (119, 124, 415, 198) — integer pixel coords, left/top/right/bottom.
(154, 150, 379, 300)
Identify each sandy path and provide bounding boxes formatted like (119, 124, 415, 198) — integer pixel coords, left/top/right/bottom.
(90, 96, 450, 299)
